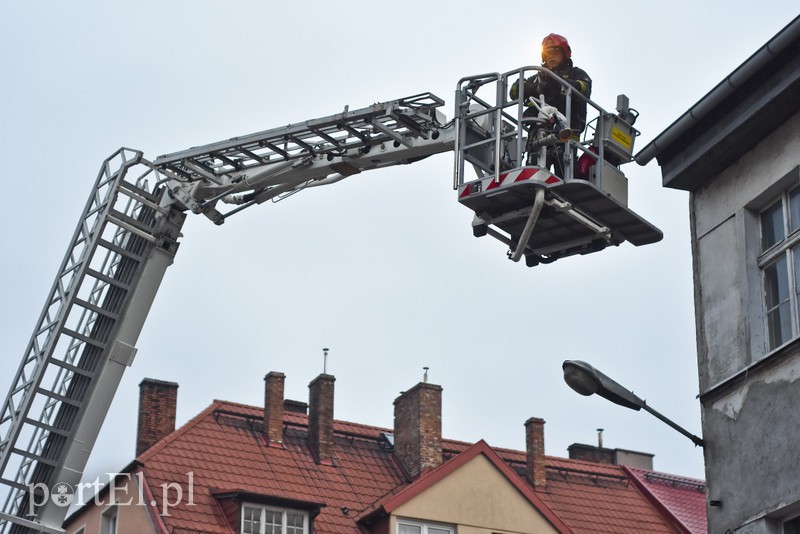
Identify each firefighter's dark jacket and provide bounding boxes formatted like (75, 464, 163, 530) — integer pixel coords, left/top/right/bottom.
(509, 62, 592, 133)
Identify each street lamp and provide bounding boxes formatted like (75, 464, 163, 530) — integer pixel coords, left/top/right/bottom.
(562, 360, 705, 448)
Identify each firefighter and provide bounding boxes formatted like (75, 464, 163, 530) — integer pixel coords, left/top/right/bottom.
(510, 33, 592, 134)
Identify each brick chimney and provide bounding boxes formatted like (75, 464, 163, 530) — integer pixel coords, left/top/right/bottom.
(264, 372, 285, 446)
(308, 374, 335, 464)
(136, 379, 178, 456)
(393, 382, 442, 478)
(525, 417, 547, 489)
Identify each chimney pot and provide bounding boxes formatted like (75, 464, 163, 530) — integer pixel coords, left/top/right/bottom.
(525, 417, 547, 489)
(136, 379, 179, 456)
(264, 372, 286, 445)
(393, 382, 442, 478)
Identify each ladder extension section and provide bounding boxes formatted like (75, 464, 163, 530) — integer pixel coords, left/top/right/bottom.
(0, 150, 185, 533)
(153, 93, 454, 222)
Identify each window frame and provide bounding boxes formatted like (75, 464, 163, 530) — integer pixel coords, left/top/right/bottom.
(100, 505, 118, 534)
(240, 503, 309, 534)
(757, 185, 800, 350)
(396, 517, 455, 534)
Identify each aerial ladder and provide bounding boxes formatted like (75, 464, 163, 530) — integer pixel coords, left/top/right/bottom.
(0, 68, 660, 533)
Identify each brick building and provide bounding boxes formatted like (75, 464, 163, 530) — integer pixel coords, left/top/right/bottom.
(62, 373, 706, 534)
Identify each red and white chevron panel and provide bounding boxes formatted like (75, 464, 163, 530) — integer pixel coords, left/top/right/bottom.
(457, 167, 562, 199)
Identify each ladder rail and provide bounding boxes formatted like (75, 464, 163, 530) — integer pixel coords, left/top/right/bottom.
(0, 151, 185, 533)
(0, 148, 141, 469)
(155, 93, 455, 223)
(5, 186, 150, 516)
(155, 93, 447, 176)
(0, 149, 136, 528)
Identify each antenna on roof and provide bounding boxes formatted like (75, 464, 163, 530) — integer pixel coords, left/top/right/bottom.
(323, 347, 330, 374)
(423, 366, 429, 383)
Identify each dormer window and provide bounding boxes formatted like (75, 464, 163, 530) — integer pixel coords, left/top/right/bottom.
(242, 504, 308, 534)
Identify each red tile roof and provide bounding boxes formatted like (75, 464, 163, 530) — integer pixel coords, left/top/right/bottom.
(133, 400, 699, 534)
(624, 466, 707, 534)
(441, 443, 691, 534)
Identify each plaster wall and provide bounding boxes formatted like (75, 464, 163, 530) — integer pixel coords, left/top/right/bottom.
(689, 110, 800, 533)
(703, 348, 800, 533)
(390, 454, 558, 534)
(692, 110, 800, 239)
(64, 474, 156, 534)
(691, 111, 800, 390)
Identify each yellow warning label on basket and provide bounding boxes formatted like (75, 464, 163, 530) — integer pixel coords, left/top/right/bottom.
(611, 127, 633, 150)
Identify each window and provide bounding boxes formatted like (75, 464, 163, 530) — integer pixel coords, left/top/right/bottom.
(785, 515, 800, 533)
(397, 519, 454, 534)
(241, 505, 308, 534)
(100, 506, 118, 534)
(759, 186, 800, 349)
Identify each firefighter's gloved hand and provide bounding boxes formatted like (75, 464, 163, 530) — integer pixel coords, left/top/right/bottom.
(538, 72, 554, 92)
(509, 79, 522, 100)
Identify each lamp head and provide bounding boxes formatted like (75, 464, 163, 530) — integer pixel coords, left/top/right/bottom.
(562, 360, 601, 396)
(562, 360, 645, 411)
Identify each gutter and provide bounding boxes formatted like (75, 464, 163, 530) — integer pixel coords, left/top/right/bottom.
(635, 15, 800, 166)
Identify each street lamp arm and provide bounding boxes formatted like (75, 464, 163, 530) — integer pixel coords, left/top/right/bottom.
(641, 403, 705, 447)
(562, 360, 705, 448)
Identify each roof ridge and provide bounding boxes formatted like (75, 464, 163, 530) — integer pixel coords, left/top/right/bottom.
(213, 399, 401, 436)
(545, 455, 628, 470)
(214, 399, 259, 410)
(163, 399, 699, 486)
(628, 466, 706, 485)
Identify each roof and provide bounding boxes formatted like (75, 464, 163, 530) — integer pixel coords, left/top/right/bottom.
(138, 400, 408, 534)
(535, 457, 684, 534)
(624, 466, 708, 534)
(635, 14, 800, 191)
(498, 452, 686, 533)
(123, 399, 704, 534)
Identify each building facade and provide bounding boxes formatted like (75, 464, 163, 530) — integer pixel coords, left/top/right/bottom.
(637, 14, 800, 534)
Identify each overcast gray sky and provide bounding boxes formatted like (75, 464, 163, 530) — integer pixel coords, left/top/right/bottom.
(2, 2, 798, 487)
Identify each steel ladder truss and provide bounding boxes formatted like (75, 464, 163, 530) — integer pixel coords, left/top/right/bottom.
(153, 92, 455, 223)
(0, 149, 185, 534)
(0, 92, 456, 533)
